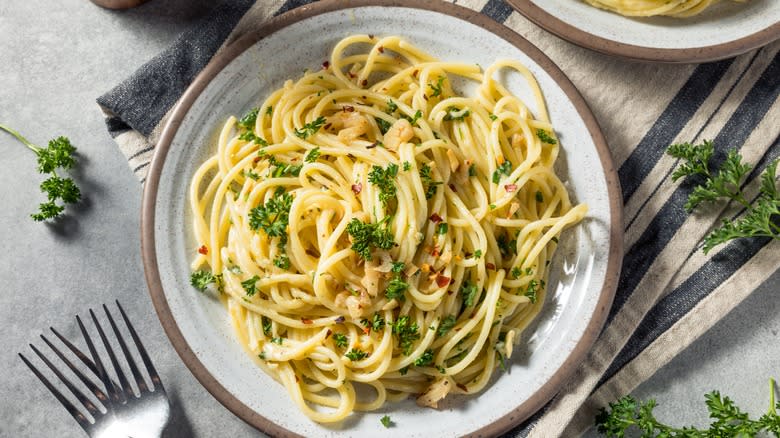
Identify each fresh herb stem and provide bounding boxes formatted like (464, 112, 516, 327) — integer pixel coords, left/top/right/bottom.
(0, 124, 39, 152)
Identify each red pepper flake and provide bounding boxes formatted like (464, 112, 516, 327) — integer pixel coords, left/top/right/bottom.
(361, 79, 368, 87)
(447, 289, 454, 295)
(412, 70, 419, 78)
(431, 247, 441, 257)
(448, 183, 457, 192)
(423, 94, 429, 101)
(301, 318, 313, 325)
(322, 60, 330, 69)
(351, 183, 362, 194)
(378, 46, 384, 53)
(324, 123, 332, 130)
(456, 383, 468, 392)
(504, 184, 518, 192)
(343, 105, 355, 112)
(197, 245, 208, 255)
(429, 213, 443, 223)
(326, 329, 333, 338)
(295, 375, 300, 382)
(362, 326, 371, 335)
(253, 157, 261, 163)
(486, 262, 496, 270)
(436, 275, 451, 288)
(348, 71, 356, 78)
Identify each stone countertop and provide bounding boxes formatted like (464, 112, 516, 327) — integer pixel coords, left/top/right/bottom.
(0, 1, 777, 437)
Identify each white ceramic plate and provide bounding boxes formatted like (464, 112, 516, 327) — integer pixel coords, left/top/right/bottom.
(508, 0, 780, 63)
(141, 2, 622, 436)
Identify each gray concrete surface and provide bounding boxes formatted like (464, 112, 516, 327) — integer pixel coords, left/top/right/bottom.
(0, 1, 777, 437)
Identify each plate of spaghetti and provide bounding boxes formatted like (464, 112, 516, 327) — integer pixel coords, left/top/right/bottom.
(506, 0, 780, 63)
(141, 1, 621, 436)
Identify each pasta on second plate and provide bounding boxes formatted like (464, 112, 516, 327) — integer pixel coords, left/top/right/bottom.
(189, 34, 586, 423)
(583, 0, 747, 17)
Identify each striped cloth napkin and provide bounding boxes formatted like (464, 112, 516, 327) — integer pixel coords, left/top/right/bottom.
(98, 0, 780, 436)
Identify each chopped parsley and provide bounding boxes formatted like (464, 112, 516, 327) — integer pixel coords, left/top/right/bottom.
(190, 270, 222, 292)
(492, 160, 512, 184)
(237, 131, 268, 146)
(400, 109, 423, 126)
(510, 267, 522, 279)
(262, 316, 272, 335)
(420, 163, 442, 199)
(391, 261, 405, 273)
(429, 76, 445, 97)
(238, 108, 259, 130)
(346, 216, 395, 261)
(362, 313, 386, 332)
(443, 106, 470, 121)
(273, 253, 290, 270)
(270, 337, 283, 345)
(375, 117, 392, 134)
(468, 164, 477, 177)
(243, 169, 260, 180)
(460, 280, 479, 307)
(368, 163, 399, 205)
(525, 279, 539, 303)
(333, 333, 348, 348)
(268, 156, 302, 178)
(403, 161, 411, 171)
(304, 147, 321, 163)
(489, 113, 498, 121)
(472, 249, 482, 259)
(437, 315, 457, 337)
(497, 234, 517, 257)
(294, 116, 326, 139)
(399, 366, 409, 376)
(386, 99, 398, 113)
(265, 106, 273, 116)
(392, 316, 420, 355)
(248, 188, 293, 244)
(241, 275, 261, 297)
(536, 191, 544, 202)
(414, 349, 434, 367)
(385, 277, 408, 302)
(380, 415, 393, 428)
(436, 222, 448, 235)
(345, 348, 369, 361)
(536, 128, 557, 145)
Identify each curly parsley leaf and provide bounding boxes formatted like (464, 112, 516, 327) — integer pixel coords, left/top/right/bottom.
(392, 316, 420, 356)
(429, 76, 445, 97)
(420, 163, 442, 200)
(436, 315, 456, 337)
(492, 160, 512, 184)
(414, 349, 434, 367)
(190, 270, 223, 292)
(346, 217, 395, 261)
(667, 141, 779, 253)
(1, 125, 83, 222)
(460, 281, 479, 307)
(345, 348, 368, 361)
(273, 253, 290, 270)
(304, 147, 321, 163)
(596, 378, 780, 438)
(249, 188, 293, 243)
(241, 275, 260, 297)
(368, 163, 399, 205)
(332, 333, 348, 348)
(238, 108, 259, 130)
(294, 116, 326, 139)
(536, 128, 557, 145)
(380, 415, 393, 428)
(443, 106, 470, 122)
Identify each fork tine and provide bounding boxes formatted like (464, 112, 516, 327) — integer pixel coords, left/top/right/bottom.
(78, 314, 120, 404)
(29, 343, 102, 418)
(103, 303, 148, 394)
(40, 333, 109, 406)
(19, 352, 93, 434)
(50, 327, 100, 376)
(89, 308, 133, 401)
(116, 300, 165, 393)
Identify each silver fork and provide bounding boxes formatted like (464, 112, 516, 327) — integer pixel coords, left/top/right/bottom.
(19, 301, 171, 437)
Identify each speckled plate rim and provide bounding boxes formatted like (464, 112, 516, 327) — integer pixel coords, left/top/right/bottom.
(506, 0, 780, 63)
(141, 1, 623, 436)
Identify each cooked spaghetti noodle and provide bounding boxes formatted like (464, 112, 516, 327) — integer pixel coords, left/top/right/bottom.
(189, 35, 586, 423)
(584, 0, 747, 17)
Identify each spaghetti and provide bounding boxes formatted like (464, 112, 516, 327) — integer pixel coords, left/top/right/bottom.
(583, 0, 747, 17)
(189, 35, 586, 423)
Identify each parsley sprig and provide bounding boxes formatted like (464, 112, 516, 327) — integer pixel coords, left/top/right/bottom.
(249, 187, 294, 243)
(294, 116, 326, 139)
(596, 378, 780, 437)
(667, 141, 779, 253)
(1, 124, 81, 221)
(368, 163, 399, 206)
(392, 315, 420, 356)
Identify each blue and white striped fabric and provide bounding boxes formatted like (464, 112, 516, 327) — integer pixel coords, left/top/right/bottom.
(97, 1, 780, 436)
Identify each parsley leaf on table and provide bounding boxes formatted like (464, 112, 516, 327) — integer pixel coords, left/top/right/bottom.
(666, 140, 779, 253)
(1, 124, 82, 221)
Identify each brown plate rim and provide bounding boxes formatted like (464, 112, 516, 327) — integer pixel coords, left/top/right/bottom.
(506, 0, 780, 63)
(141, 1, 624, 436)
